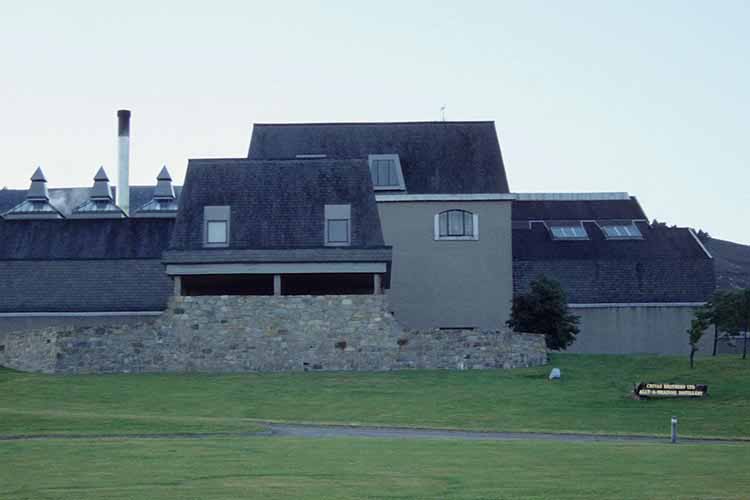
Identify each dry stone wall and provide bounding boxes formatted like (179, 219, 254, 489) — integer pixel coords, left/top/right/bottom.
(0, 295, 547, 374)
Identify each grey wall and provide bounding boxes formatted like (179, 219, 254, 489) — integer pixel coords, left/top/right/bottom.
(377, 200, 513, 329)
(0, 315, 159, 335)
(568, 305, 712, 355)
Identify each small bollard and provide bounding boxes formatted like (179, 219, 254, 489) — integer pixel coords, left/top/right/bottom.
(670, 416, 678, 443)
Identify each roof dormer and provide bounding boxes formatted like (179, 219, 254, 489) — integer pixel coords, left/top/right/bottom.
(133, 166, 179, 218)
(70, 167, 126, 219)
(2, 167, 64, 219)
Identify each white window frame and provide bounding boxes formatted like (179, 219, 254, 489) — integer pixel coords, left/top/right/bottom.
(549, 223, 589, 240)
(600, 222, 643, 240)
(434, 210, 479, 241)
(368, 154, 406, 191)
(203, 205, 231, 248)
(206, 220, 228, 244)
(324, 204, 351, 246)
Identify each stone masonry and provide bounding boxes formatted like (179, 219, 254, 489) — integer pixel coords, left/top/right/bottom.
(0, 295, 547, 374)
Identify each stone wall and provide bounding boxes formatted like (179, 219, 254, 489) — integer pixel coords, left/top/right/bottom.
(0, 295, 547, 374)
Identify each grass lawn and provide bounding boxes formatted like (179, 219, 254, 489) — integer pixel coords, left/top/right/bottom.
(1, 353, 749, 438)
(1, 436, 749, 500)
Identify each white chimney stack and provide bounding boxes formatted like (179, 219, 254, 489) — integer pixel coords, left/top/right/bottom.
(117, 109, 131, 215)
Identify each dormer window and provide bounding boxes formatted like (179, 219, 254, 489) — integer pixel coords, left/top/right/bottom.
(134, 166, 179, 218)
(549, 223, 588, 240)
(368, 154, 405, 191)
(435, 209, 479, 240)
(70, 167, 125, 219)
(204, 206, 230, 247)
(2, 167, 64, 220)
(207, 221, 228, 244)
(325, 204, 351, 246)
(600, 222, 642, 239)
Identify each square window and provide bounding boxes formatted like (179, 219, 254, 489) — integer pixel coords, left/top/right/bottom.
(207, 220, 228, 244)
(327, 219, 349, 243)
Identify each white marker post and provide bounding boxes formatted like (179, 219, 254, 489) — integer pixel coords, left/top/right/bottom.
(671, 416, 678, 443)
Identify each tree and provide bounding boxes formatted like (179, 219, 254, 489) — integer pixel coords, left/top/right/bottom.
(700, 289, 750, 359)
(702, 291, 742, 356)
(741, 289, 750, 360)
(507, 276, 580, 350)
(688, 309, 710, 369)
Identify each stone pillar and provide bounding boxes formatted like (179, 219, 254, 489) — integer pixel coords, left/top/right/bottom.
(373, 273, 382, 295)
(173, 276, 182, 296)
(274, 274, 282, 296)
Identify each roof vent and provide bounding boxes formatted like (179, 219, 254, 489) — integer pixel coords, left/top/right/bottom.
(2, 167, 64, 219)
(133, 166, 178, 218)
(295, 154, 327, 159)
(153, 166, 176, 200)
(70, 167, 125, 218)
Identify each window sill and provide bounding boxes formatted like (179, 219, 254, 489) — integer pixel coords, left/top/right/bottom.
(434, 236, 479, 241)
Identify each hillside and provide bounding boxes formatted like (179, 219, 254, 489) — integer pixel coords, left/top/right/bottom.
(704, 237, 750, 289)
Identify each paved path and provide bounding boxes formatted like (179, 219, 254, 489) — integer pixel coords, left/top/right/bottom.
(1, 423, 747, 445)
(268, 423, 748, 445)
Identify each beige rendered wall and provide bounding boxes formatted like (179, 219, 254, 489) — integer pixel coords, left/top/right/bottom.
(568, 305, 711, 355)
(377, 200, 513, 330)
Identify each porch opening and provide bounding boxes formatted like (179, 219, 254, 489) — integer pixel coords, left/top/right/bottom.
(282, 273, 374, 295)
(181, 274, 274, 296)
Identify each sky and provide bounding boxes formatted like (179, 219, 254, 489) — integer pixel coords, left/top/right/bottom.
(1, 1, 748, 243)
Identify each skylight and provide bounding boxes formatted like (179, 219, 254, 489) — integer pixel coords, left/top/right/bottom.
(549, 224, 588, 240)
(601, 222, 642, 239)
(137, 199, 179, 212)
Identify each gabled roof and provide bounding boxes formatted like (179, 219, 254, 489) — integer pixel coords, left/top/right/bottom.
(170, 158, 387, 251)
(248, 121, 510, 194)
(513, 222, 715, 303)
(0, 219, 174, 260)
(0, 260, 172, 312)
(0, 218, 175, 312)
(513, 222, 710, 260)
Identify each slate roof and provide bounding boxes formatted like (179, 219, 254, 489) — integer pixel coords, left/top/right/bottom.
(247, 121, 510, 194)
(512, 209, 716, 303)
(169, 158, 389, 252)
(0, 219, 174, 312)
(512, 198, 647, 221)
(0, 260, 172, 312)
(0, 219, 174, 260)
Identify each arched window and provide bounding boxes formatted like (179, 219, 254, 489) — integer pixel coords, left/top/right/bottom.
(435, 209, 478, 240)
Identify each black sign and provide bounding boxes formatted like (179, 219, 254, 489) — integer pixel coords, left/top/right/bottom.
(635, 383, 708, 398)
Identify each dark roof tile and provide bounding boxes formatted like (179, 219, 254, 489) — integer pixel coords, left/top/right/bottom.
(248, 121, 509, 194)
(170, 158, 387, 251)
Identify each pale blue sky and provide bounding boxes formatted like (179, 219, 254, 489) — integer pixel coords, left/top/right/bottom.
(1, 1, 747, 243)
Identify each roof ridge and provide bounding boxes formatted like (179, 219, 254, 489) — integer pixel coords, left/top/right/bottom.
(252, 120, 495, 127)
(188, 158, 367, 164)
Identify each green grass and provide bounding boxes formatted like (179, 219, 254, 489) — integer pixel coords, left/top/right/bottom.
(1, 437, 749, 500)
(1, 354, 749, 438)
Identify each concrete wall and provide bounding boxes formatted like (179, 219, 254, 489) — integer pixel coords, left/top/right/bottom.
(568, 304, 712, 355)
(377, 200, 513, 329)
(0, 295, 546, 374)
